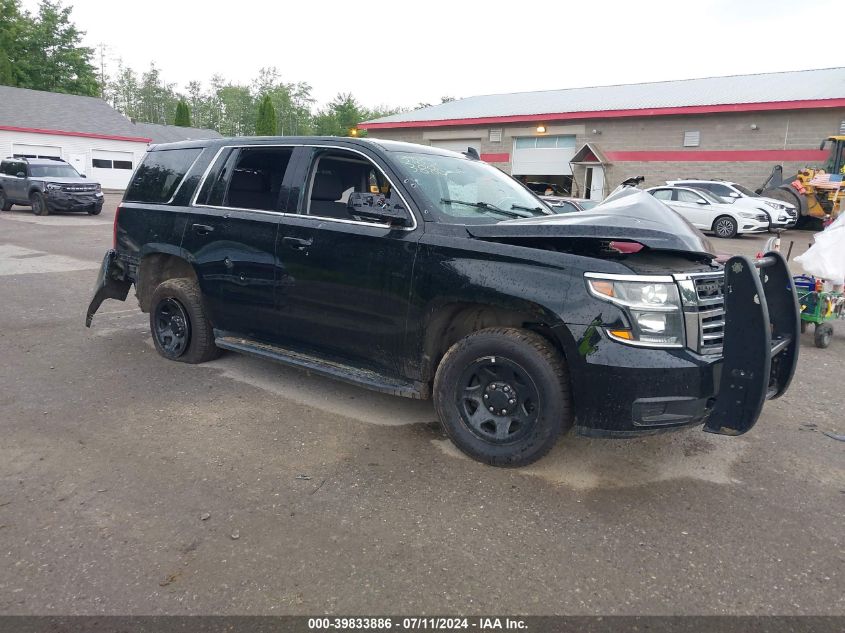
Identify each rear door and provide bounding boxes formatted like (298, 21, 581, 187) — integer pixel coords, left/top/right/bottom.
(183, 145, 296, 342)
(673, 188, 713, 228)
(5, 160, 28, 201)
(272, 145, 422, 375)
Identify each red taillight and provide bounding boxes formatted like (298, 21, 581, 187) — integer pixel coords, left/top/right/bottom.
(113, 204, 121, 249)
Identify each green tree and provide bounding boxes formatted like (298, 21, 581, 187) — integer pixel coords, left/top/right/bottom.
(174, 100, 191, 127)
(0, 0, 24, 86)
(16, 1, 99, 95)
(255, 94, 277, 135)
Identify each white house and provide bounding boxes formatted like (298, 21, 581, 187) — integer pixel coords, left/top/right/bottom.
(0, 86, 221, 190)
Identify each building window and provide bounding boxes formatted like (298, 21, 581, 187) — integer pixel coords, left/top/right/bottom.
(92, 158, 112, 168)
(93, 158, 134, 170)
(514, 135, 576, 150)
(683, 131, 700, 147)
(113, 160, 134, 170)
(840, 120, 845, 134)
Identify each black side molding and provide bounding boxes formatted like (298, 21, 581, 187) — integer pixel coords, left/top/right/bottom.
(85, 249, 131, 327)
(705, 252, 800, 436)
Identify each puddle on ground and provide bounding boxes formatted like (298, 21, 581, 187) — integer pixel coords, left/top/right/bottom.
(433, 428, 747, 489)
(203, 354, 435, 427)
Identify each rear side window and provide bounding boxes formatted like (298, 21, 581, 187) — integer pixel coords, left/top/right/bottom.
(195, 147, 293, 211)
(125, 148, 201, 203)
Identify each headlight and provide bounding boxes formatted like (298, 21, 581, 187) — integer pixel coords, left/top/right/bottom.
(764, 201, 780, 209)
(585, 274, 684, 347)
(46, 183, 62, 191)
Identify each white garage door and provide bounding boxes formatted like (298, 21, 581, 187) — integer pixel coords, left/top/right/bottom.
(90, 149, 135, 189)
(12, 143, 62, 159)
(430, 139, 482, 156)
(511, 135, 577, 176)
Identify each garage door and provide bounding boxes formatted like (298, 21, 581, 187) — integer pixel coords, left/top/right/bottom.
(90, 150, 135, 189)
(12, 143, 61, 159)
(430, 139, 482, 156)
(511, 135, 577, 175)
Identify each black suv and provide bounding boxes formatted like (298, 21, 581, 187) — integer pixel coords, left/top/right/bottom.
(86, 137, 799, 466)
(0, 157, 104, 215)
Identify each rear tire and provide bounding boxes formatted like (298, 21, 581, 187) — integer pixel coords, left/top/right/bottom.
(30, 191, 49, 216)
(149, 278, 220, 364)
(433, 327, 572, 467)
(712, 215, 738, 239)
(814, 323, 833, 349)
(0, 189, 11, 211)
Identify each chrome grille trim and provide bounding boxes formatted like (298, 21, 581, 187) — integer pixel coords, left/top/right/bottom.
(673, 271, 725, 355)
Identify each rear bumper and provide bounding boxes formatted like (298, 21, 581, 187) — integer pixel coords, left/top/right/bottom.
(85, 249, 131, 327)
(557, 252, 799, 437)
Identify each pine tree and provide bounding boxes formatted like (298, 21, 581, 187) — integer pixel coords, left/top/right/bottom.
(174, 100, 191, 127)
(255, 95, 277, 136)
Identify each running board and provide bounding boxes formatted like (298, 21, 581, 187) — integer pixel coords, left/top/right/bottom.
(214, 334, 426, 399)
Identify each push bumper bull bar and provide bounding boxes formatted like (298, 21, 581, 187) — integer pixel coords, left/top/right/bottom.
(705, 251, 800, 436)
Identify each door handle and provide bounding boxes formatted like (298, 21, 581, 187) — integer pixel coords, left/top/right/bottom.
(282, 236, 313, 250)
(192, 223, 215, 235)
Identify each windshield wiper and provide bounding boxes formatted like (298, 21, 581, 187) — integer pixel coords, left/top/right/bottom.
(440, 198, 523, 219)
(510, 203, 547, 215)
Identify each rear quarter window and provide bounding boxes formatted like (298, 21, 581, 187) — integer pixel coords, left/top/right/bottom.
(124, 148, 202, 203)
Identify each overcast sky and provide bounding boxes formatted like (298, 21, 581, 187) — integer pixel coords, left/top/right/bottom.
(22, 0, 845, 109)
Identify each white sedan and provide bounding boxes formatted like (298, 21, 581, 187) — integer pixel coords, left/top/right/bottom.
(646, 186, 770, 238)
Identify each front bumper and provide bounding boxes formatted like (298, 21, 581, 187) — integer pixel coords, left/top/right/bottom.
(45, 190, 103, 212)
(557, 253, 799, 437)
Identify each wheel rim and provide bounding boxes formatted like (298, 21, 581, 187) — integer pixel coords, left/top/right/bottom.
(153, 297, 191, 357)
(455, 356, 540, 444)
(715, 219, 733, 237)
(32, 197, 41, 213)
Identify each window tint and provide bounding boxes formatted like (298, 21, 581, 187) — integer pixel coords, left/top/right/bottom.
(306, 151, 391, 221)
(29, 165, 80, 178)
(706, 183, 733, 197)
(677, 189, 705, 203)
(652, 189, 673, 201)
(0, 162, 12, 176)
(125, 148, 201, 203)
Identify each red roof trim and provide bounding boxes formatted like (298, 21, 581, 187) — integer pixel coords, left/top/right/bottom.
(0, 125, 151, 143)
(480, 152, 510, 162)
(359, 98, 845, 129)
(604, 149, 830, 162)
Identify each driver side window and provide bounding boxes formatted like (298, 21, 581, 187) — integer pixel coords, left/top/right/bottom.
(305, 151, 392, 223)
(677, 190, 705, 204)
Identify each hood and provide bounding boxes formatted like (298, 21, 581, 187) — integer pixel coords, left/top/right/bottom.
(467, 189, 716, 257)
(34, 177, 99, 186)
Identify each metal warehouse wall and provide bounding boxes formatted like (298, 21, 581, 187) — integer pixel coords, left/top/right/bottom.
(0, 131, 149, 190)
(367, 108, 845, 196)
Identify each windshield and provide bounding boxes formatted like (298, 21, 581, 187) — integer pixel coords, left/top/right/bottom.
(29, 164, 81, 178)
(733, 183, 759, 197)
(392, 151, 553, 223)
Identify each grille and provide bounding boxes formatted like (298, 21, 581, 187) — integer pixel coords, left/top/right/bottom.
(692, 274, 725, 354)
(61, 185, 97, 193)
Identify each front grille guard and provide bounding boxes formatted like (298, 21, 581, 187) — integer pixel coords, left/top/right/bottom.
(704, 251, 800, 436)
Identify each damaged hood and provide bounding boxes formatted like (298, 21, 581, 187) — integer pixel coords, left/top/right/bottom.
(468, 190, 716, 257)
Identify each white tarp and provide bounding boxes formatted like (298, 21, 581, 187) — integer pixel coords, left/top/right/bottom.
(794, 214, 845, 281)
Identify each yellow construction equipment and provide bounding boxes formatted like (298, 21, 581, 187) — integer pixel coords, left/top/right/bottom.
(759, 136, 845, 224)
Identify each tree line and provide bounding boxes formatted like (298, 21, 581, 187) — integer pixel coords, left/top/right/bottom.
(0, 0, 452, 135)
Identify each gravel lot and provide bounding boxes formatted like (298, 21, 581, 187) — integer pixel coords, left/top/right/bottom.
(0, 194, 842, 615)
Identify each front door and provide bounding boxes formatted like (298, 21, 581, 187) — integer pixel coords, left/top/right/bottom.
(182, 145, 296, 342)
(273, 146, 421, 376)
(586, 166, 604, 200)
(672, 188, 711, 229)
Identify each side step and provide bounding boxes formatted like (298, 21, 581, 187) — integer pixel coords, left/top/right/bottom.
(214, 334, 426, 399)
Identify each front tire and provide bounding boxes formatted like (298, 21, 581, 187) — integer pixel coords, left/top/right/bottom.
(712, 215, 738, 239)
(30, 191, 49, 216)
(149, 278, 220, 364)
(814, 323, 833, 349)
(433, 327, 572, 467)
(0, 189, 11, 211)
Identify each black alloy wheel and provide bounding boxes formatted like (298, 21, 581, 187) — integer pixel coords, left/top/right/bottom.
(153, 297, 191, 358)
(457, 356, 540, 444)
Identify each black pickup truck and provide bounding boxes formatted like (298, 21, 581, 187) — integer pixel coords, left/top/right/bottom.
(86, 137, 799, 466)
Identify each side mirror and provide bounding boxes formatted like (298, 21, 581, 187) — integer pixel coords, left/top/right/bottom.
(696, 199, 708, 205)
(729, 191, 740, 198)
(80, 174, 87, 178)
(16, 172, 25, 178)
(347, 192, 412, 227)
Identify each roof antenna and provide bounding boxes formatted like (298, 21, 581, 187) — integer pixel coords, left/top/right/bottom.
(463, 147, 480, 160)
